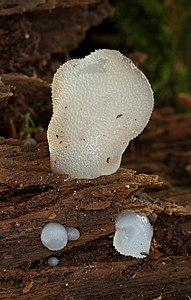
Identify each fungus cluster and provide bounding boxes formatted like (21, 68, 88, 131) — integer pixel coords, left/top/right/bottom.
(47, 49, 154, 179)
(113, 211, 153, 258)
(41, 222, 80, 251)
(44, 49, 155, 261)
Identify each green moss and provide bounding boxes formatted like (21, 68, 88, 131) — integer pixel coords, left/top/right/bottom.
(109, 0, 191, 107)
(19, 112, 43, 142)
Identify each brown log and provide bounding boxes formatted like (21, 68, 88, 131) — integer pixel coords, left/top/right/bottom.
(0, 73, 51, 138)
(0, 137, 163, 268)
(0, 1, 191, 298)
(0, 133, 191, 299)
(0, 0, 113, 138)
(0, 0, 101, 16)
(124, 108, 191, 188)
(0, 0, 113, 75)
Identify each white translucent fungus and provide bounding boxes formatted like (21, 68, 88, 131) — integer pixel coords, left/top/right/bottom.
(113, 211, 153, 258)
(66, 227, 80, 241)
(41, 222, 68, 251)
(47, 49, 154, 179)
(48, 256, 59, 266)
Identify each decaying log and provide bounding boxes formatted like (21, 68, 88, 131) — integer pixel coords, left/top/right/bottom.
(0, 1, 191, 297)
(0, 0, 113, 75)
(0, 137, 163, 269)
(0, 128, 191, 299)
(0, 78, 13, 100)
(0, 0, 113, 138)
(126, 108, 191, 175)
(0, 73, 51, 138)
(0, 0, 102, 16)
(125, 108, 191, 209)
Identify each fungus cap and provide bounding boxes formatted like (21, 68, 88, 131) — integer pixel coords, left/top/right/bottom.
(66, 227, 80, 241)
(47, 49, 154, 179)
(41, 222, 68, 251)
(48, 256, 59, 266)
(113, 211, 153, 258)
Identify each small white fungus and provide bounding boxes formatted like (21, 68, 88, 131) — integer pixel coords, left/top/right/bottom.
(47, 49, 154, 179)
(48, 256, 59, 266)
(113, 211, 153, 258)
(66, 227, 80, 241)
(41, 222, 68, 251)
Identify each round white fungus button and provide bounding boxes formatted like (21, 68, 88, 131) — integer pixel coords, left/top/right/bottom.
(66, 227, 80, 241)
(41, 222, 68, 251)
(47, 256, 59, 266)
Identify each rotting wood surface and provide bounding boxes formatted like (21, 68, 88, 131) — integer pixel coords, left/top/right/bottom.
(0, 137, 163, 270)
(0, 0, 102, 16)
(0, 125, 191, 299)
(0, 0, 191, 298)
(0, 0, 113, 138)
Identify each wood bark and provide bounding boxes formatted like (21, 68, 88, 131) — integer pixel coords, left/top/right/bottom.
(0, 0, 101, 16)
(0, 0, 113, 137)
(0, 109, 191, 299)
(0, 1, 191, 299)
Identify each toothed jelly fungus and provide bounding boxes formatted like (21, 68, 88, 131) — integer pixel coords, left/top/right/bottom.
(47, 49, 154, 179)
(113, 211, 153, 258)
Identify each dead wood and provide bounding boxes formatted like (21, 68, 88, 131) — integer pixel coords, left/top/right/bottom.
(0, 0, 113, 138)
(0, 0, 102, 16)
(0, 124, 191, 299)
(0, 1, 190, 298)
(0, 1, 113, 75)
(0, 73, 51, 138)
(0, 137, 163, 269)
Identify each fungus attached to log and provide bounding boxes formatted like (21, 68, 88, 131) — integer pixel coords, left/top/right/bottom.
(113, 211, 153, 258)
(47, 49, 154, 179)
(41, 222, 68, 251)
(41, 223, 80, 251)
(48, 256, 59, 267)
(66, 227, 80, 241)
